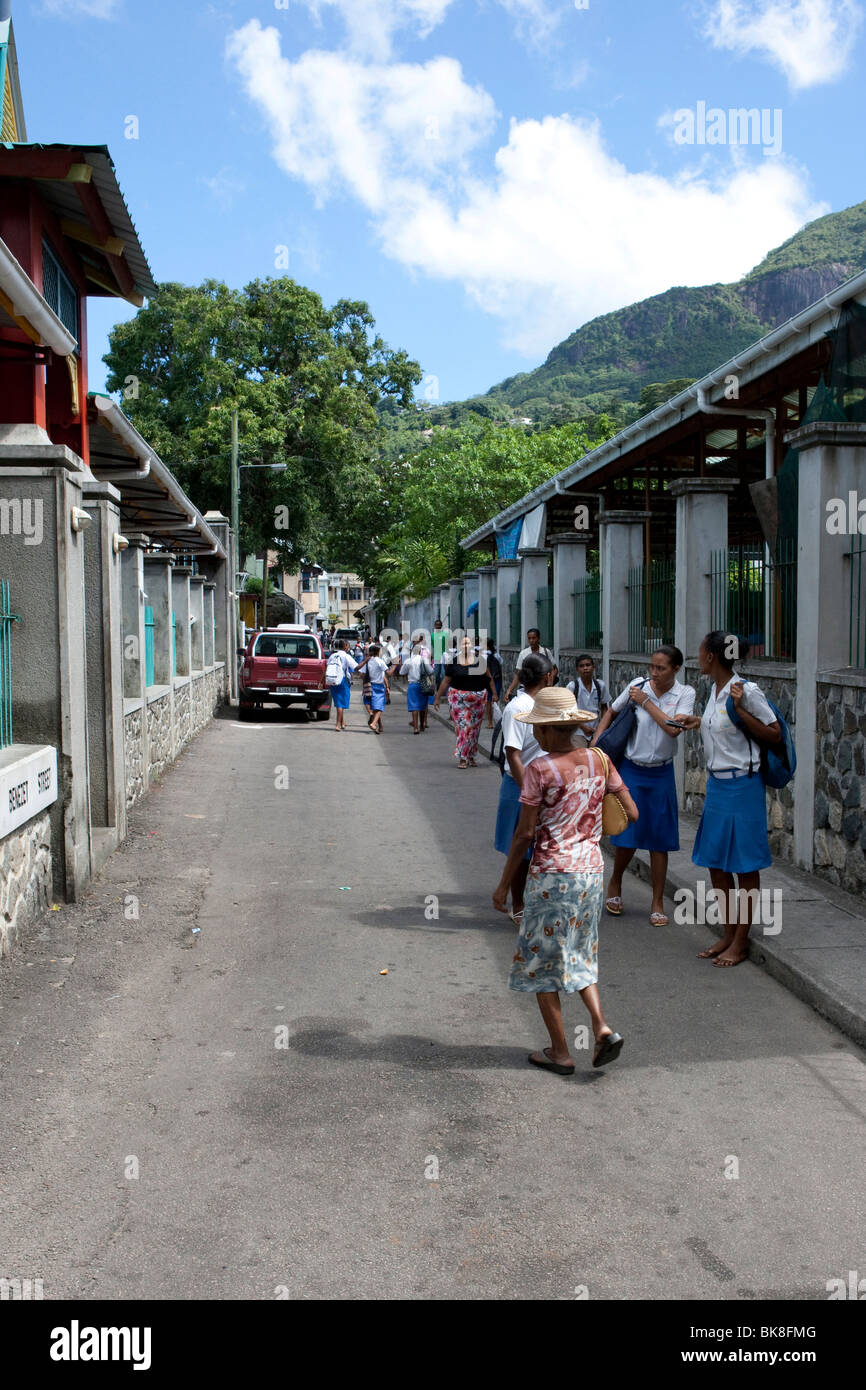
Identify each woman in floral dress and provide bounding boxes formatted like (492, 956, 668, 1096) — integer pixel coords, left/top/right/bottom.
(434, 635, 498, 768)
(493, 686, 638, 1075)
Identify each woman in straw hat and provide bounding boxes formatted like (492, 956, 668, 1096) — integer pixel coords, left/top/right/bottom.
(493, 686, 638, 1075)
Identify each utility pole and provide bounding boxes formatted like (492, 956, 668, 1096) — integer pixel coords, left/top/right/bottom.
(230, 409, 239, 543)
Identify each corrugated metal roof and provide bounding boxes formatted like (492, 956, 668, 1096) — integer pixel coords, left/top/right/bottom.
(0, 143, 156, 298)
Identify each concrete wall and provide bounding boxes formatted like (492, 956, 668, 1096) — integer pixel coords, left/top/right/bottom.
(0, 811, 52, 957)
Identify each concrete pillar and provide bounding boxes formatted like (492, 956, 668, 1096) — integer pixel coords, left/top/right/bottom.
(786, 421, 866, 869)
(202, 511, 237, 700)
(518, 547, 551, 647)
(495, 559, 520, 646)
(82, 480, 127, 860)
(143, 554, 174, 687)
(190, 576, 206, 670)
(171, 567, 192, 678)
(0, 442, 92, 899)
(669, 478, 737, 662)
(598, 510, 650, 688)
(433, 585, 448, 625)
(446, 577, 464, 634)
(121, 535, 148, 701)
(477, 565, 497, 644)
(203, 584, 216, 666)
(550, 533, 589, 661)
(462, 569, 481, 635)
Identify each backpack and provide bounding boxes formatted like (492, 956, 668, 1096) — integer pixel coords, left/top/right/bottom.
(595, 679, 649, 767)
(325, 654, 344, 687)
(725, 694, 796, 789)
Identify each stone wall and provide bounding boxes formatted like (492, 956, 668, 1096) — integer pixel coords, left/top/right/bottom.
(124, 705, 144, 808)
(0, 812, 52, 957)
(814, 676, 866, 892)
(146, 691, 173, 785)
(174, 680, 192, 750)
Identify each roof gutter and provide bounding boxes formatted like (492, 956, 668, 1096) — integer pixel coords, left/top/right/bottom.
(0, 234, 77, 356)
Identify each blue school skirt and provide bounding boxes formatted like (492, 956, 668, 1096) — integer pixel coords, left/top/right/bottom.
(331, 676, 351, 710)
(692, 771, 772, 874)
(609, 757, 679, 853)
(407, 680, 430, 711)
(494, 773, 532, 860)
(369, 681, 387, 712)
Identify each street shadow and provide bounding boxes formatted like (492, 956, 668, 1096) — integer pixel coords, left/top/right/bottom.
(215, 704, 319, 725)
(351, 892, 516, 935)
(287, 1024, 600, 1082)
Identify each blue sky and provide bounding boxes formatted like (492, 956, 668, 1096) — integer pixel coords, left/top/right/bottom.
(14, 0, 866, 403)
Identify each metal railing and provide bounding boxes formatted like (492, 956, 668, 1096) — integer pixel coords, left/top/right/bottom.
(709, 540, 798, 661)
(536, 584, 553, 648)
(627, 560, 675, 652)
(848, 534, 866, 668)
(0, 580, 18, 749)
(508, 587, 522, 646)
(573, 575, 602, 649)
(144, 606, 156, 687)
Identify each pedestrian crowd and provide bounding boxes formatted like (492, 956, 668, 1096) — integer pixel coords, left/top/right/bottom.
(321, 617, 787, 1080)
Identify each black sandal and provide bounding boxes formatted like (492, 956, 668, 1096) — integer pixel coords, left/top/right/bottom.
(592, 1032, 624, 1068)
(528, 1047, 575, 1076)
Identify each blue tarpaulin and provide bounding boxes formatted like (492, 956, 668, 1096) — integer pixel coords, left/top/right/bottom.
(496, 517, 523, 559)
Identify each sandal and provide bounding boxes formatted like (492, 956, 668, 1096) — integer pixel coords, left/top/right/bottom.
(592, 1032, 624, 1068)
(528, 1047, 575, 1076)
(510, 909, 524, 928)
(649, 912, 669, 927)
(605, 896, 623, 916)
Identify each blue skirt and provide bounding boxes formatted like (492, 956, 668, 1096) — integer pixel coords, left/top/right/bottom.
(494, 773, 532, 860)
(331, 676, 351, 709)
(407, 680, 430, 711)
(370, 681, 387, 712)
(610, 757, 679, 853)
(692, 772, 772, 874)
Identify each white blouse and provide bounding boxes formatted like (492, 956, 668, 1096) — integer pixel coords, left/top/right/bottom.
(700, 672, 777, 772)
(610, 677, 696, 765)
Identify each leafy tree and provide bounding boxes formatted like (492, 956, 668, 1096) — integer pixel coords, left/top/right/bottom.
(103, 279, 421, 562)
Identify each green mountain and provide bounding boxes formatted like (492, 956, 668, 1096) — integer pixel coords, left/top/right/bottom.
(416, 200, 866, 432)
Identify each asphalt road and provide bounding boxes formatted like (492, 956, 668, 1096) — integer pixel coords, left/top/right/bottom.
(1, 693, 864, 1301)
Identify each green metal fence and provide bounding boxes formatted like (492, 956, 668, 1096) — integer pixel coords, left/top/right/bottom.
(848, 534, 866, 668)
(488, 595, 497, 646)
(627, 560, 675, 652)
(536, 584, 553, 649)
(709, 540, 798, 661)
(508, 586, 522, 646)
(573, 575, 602, 649)
(144, 605, 155, 687)
(0, 580, 19, 750)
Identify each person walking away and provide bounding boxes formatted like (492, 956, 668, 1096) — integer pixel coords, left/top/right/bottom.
(503, 628, 558, 701)
(493, 687, 638, 1074)
(486, 638, 504, 729)
(676, 631, 782, 967)
(401, 635, 435, 734)
(590, 645, 695, 925)
(328, 639, 358, 732)
(566, 654, 610, 743)
(355, 644, 390, 734)
(435, 635, 498, 768)
(494, 654, 553, 924)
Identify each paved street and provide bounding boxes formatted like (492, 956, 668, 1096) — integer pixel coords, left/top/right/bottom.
(1, 695, 864, 1301)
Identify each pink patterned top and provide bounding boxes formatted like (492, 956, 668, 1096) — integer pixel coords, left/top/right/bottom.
(519, 749, 625, 875)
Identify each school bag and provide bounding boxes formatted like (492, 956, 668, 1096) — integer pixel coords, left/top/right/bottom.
(594, 679, 649, 767)
(325, 653, 345, 687)
(725, 695, 796, 789)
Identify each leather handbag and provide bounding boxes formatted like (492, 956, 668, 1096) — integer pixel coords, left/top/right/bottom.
(592, 748, 629, 837)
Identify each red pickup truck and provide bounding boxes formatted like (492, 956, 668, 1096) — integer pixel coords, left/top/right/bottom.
(237, 626, 331, 721)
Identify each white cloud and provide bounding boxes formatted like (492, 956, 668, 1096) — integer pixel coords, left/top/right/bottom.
(228, 19, 824, 356)
(296, 0, 455, 60)
(704, 0, 863, 89)
(40, 0, 119, 16)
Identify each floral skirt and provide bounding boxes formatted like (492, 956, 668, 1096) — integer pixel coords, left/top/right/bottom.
(509, 870, 604, 993)
(447, 688, 487, 761)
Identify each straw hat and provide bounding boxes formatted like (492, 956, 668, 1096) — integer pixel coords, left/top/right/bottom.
(514, 687, 597, 724)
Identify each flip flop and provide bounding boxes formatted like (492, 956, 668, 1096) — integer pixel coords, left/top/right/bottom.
(528, 1048, 575, 1076)
(650, 912, 669, 927)
(605, 897, 623, 916)
(510, 910, 524, 928)
(592, 1032, 624, 1068)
